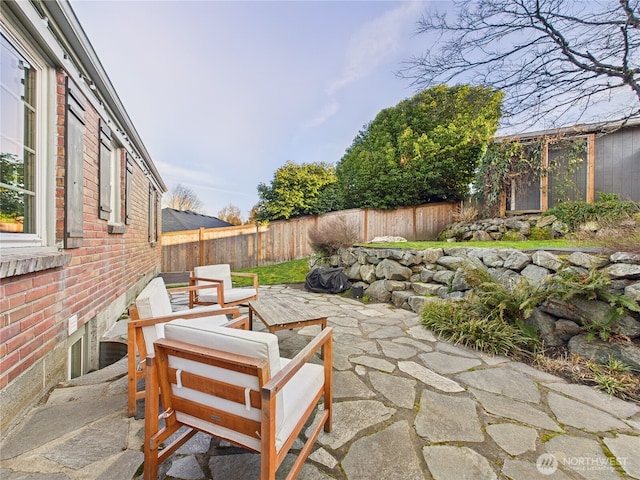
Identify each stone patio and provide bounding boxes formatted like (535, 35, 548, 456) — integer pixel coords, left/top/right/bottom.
(1, 285, 639, 479)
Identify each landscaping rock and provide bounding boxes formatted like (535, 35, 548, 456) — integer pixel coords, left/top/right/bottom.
(375, 259, 412, 281)
(610, 252, 640, 264)
(567, 251, 608, 269)
(568, 334, 640, 370)
(433, 270, 454, 285)
(625, 282, 640, 301)
(520, 264, 550, 285)
(503, 251, 531, 271)
(605, 263, 640, 279)
(365, 280, 392, 302)
(532, 251, 563, 271)
(359, 264, 376, 284)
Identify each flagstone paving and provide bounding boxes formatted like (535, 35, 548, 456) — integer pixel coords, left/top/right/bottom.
(1, 284, 639, 479)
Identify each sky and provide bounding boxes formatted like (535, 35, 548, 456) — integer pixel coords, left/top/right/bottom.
(70, 0, 434, 219)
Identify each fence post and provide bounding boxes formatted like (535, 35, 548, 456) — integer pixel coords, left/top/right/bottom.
(199, 227, 205, 266)
(255, 223, 260, 268)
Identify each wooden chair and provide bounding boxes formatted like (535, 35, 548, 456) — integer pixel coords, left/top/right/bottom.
(144, 321, 333, 480)
(127, 277, 248, 416)
(189, 264, 258, 308)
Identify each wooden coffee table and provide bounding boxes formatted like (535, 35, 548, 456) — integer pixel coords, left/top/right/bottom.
(248, 296, 328, 356)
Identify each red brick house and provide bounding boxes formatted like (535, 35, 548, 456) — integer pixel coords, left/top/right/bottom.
(1, 0, 166, 430)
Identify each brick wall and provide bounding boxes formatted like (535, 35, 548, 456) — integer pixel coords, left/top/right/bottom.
(0, 70, 162, 432)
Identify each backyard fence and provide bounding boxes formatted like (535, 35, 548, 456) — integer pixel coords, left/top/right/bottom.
(161, 202, 458, 272)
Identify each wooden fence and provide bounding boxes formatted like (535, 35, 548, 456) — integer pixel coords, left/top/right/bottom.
(161, 202, 458, 272)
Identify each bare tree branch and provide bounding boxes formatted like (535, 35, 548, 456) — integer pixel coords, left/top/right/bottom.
(164, 183, 204, 213)
(400, 0, 640, 130)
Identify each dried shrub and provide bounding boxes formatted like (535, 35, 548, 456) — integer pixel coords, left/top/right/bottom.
(452, 204, 479, 223)
(308, 216, 359, 256)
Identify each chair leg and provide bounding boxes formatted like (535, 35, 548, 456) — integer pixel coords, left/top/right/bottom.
(127, 324, 137, 417)
(144, 356, 160, 480)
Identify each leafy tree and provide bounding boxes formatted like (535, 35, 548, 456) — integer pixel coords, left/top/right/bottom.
(164, 183, 204, 213)
(400, 0, 640, 128)
(0, 153, 24, 220)
(217, 203, 243, 225)
(255, 161, 337, 221)
(336, 84, 503, 209)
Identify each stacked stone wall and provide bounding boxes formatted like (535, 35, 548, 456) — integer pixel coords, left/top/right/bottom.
(335, 246, 640, 369)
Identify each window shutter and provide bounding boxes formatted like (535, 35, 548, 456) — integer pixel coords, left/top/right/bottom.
(65, 78, 85, 248)
(125, 155, 133, 224)
(98, 119, 112, 220)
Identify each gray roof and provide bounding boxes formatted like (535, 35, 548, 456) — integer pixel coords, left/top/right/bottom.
(162, 208, 233, 233)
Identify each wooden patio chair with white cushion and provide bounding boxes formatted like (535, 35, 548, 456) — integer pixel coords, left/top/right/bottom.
(189, 264, 258, 308)
(143, 320, 333, 480)
(127, 277, 248, 416)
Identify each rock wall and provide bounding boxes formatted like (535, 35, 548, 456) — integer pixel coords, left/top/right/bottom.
(334, 246, 640, 369)
(439, 214, 569, 241)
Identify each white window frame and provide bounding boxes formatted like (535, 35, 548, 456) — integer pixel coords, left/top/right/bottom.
(0, 24, 54, 250)
(108, 145, 123, 226)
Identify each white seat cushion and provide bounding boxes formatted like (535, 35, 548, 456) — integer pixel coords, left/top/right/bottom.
(198, 287, 257, 305)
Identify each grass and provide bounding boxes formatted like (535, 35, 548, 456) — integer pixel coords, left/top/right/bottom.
(234, 257, 310, 286)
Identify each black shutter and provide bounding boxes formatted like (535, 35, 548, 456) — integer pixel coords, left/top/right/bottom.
(64, 78, 85, 248)
(98, 119, 112, 220)
(125, 154, 133, 224)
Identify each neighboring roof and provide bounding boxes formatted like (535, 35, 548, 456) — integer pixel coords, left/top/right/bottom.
(162, 209, 233, 233)
(495, 117, 640, 142)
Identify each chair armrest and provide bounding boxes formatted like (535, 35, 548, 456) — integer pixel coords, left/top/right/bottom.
(263, 327, 332, 395)
(230, 272, 259, 289)
(187, 277, 224, 308)
(224, 315, 250, 330)
(129, 306, 240, 328)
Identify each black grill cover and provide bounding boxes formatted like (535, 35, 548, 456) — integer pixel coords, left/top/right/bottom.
(304, 267, 351, 294)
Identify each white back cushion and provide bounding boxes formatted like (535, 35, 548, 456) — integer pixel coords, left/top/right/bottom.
(141, 315, 229, 354)
(135, 277, 172, 318)
(194, 264, 232, 295)
(164, 320, 281, 376)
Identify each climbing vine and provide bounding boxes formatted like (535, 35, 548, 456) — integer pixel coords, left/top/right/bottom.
(474, 134, 587, 215)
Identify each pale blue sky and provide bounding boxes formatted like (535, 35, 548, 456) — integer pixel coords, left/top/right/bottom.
(71, 0, 433, 219)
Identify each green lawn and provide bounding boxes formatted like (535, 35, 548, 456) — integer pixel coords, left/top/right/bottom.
(235, 257, 311, 286)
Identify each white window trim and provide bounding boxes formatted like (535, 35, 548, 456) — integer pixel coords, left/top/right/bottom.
(108, 145, 123, 226)
(0, 23, 54, 250)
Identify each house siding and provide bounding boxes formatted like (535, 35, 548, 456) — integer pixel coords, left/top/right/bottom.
(594, 127, 640, 201)
(505, 123, 640, 212)
(0, 1, 164, 432)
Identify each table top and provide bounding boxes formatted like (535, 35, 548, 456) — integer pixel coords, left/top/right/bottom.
(249, 296, 327, 328)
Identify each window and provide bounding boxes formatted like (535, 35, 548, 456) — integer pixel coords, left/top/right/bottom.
(1, 33, 37, 237)
(109, 146, 122, 225)
(99, 119, 123, 228)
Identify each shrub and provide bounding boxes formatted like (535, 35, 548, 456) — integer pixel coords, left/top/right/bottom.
(452, 204, 479, 223)
(547, 194, 639, 230)
(501, 231, 524, 241)
(308, 216, 359, 256)
(421, 301, 536, 358)
(528, 226, 553, 240)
